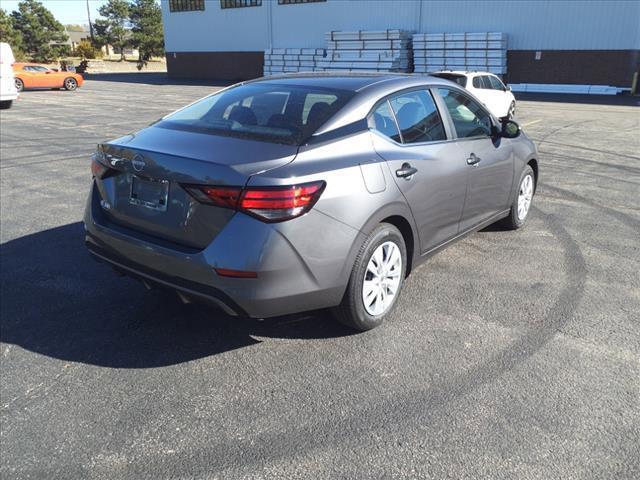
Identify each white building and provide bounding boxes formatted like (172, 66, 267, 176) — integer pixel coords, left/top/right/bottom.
(160, 0, 640, 87)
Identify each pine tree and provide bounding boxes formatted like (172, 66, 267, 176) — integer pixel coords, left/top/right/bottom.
(10, 0, 68, 62)
(129, 0, 164, 70)
(93, 0, 130, 61)
(0, 9, 24, 56)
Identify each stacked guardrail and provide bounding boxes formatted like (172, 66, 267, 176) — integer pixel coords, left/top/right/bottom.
(263, 48, 326, 76)
(314, 30, 413, 72)
(413, 32, 507, 75)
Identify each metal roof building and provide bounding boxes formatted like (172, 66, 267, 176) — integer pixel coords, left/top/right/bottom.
(160, 0, 640, 87)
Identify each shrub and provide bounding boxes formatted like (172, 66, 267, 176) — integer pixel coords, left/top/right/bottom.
(74, 40, 102, 59)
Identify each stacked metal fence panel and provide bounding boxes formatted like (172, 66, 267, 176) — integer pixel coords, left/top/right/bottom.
(413, 32, 507, 75)
(263, 48, 326, 76)
(315, 30, 413, 72)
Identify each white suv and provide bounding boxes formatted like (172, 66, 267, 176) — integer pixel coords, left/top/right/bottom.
(432, 71, 516, 119)
(0, 42, 18, 109)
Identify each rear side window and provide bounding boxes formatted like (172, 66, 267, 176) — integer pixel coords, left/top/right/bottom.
(472, 76, 483, 89)
(159, 83, 354, 145)
(433, 73, 467, 87)
(371, 101, 401, 143)
(389, 90, 446, 144)
(437, 88, 493, 139)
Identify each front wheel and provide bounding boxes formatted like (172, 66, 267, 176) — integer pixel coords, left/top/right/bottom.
(0, 100, 12, 109)
(502, 165, 535, 230)
(64, 77, 78, 91)
(507, 101, 516, 119)
(333, 223, 407, 331)
(15, 78, 23, 92)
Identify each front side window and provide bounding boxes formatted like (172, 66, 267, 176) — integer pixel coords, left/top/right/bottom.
(169, 0, 205, 12)
(488, 75, 505, 91)
(437, 88, 493, 139)
(159, 83, 354, 145)
(389, 90, 446, 144)
(371, 101, 401, 143)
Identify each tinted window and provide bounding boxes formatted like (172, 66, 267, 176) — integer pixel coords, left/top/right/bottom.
(472, 76, 483, 89)
(437, 88, 493, 139)
(389, 90, 446, 144)
(159, 83, 354, 145)
(372, 101, 401, 143)
(488, 75, 505, 90)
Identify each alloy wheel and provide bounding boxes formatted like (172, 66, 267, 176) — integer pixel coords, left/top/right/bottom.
(362, 241, 402, 316)
(517, 174, 534, 220)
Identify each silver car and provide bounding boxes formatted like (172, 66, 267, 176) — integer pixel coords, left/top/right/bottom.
(85, 73, 538, 331)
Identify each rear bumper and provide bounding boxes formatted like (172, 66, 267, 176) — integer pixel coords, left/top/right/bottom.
(0, 92, 18, 101)
(84, 182, 362, 318)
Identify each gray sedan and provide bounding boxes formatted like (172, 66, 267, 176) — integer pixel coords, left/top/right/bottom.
(85, 73, 538, 331)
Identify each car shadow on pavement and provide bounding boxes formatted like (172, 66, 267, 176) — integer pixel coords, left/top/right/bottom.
(84, 72, 234, 88)
(0, 222, 354, 369)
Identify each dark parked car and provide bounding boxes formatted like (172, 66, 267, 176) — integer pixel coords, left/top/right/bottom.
(85, 73, 538, 331)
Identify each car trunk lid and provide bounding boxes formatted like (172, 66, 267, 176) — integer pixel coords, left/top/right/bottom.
(94, 126, 297, 249)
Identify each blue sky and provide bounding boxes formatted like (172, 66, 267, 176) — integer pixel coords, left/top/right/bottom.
(1, 0, 108, 25)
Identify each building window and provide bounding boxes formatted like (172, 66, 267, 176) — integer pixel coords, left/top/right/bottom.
(169, 0, 205, 12)
(221, 0, 262, 8)
(278, 0, 326, 4)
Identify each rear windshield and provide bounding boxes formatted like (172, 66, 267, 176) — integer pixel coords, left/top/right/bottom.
(157, 83, 355, 145)
(432, 74, 467, 88)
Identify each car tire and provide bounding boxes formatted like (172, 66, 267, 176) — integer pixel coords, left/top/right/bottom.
(333, 223, 407, 331)
(64, 77, 78, 91)
(502, 165, 535, 230)
(0, 100, 12, 109)
(507, 101, 516, 119)
(15, 78, 23, 92)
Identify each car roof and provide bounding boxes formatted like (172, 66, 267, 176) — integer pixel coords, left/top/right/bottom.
(249, 72, 446, 93)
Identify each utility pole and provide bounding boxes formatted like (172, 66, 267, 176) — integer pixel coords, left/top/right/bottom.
(86, 0, 94, 41)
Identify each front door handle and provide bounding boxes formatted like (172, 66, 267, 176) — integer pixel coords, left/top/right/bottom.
(396, 163, 418, 179)
(467, 153, 481, 166)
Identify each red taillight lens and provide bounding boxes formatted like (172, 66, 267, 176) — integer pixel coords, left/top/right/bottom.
(183, 181, 325, 223)
(184, 186, 242, 208)
(91, 152, 110, 179)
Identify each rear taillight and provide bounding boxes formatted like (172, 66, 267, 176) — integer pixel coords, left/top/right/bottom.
(183, 181, 325, 223)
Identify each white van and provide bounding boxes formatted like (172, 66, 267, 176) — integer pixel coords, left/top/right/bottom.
(0, 42, 19, 109)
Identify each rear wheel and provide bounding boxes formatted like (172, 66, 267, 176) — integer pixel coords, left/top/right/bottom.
(0, 100, 12, 109)
(64, 77, 78, 91)
(15, 78, 23, 92)
(502, 165, 535, 230)
(333, 223, 407, 331)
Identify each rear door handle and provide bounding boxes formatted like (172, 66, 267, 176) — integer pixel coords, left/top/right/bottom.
(466, 153, 482, 166)
(396, 163, 418, 179)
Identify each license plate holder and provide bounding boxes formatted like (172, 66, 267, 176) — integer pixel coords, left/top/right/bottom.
(130, 176, 169, 211)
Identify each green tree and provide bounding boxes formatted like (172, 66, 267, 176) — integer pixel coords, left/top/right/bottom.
(0, 8, 24, 55)
(10, 0, 69, 62)
(93, 0, 130, 61)
(129, 0, 164, 70)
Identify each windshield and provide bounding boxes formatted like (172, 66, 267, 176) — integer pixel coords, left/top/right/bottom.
(157, 83, 355, 145)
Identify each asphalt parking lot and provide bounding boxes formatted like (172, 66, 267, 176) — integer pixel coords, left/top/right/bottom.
(1, 74, 639, 479)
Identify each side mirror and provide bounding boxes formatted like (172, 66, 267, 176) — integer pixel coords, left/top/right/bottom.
(501, 119, 521, 138)
(504, 85, 511, 92)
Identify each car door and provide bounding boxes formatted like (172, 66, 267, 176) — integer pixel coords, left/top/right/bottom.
(434, 87, 514, 231)
(369, 88, 468, 253)
(18, 66, 36, 88)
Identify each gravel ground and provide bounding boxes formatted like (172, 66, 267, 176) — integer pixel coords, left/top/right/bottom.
(1, 74, 639, 480)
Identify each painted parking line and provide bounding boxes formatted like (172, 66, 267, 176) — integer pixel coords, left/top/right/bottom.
(521, 119, 542, 127)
